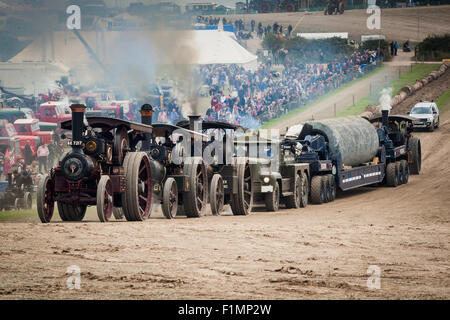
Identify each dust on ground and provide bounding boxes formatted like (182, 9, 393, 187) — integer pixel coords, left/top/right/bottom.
(0, 111, 449, 300)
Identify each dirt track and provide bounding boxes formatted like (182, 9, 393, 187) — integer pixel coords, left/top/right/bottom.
(0, 112, 449, 299)
(231, 6, 450, 44)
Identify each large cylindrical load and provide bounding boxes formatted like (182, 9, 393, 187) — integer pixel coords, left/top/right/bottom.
(301, 116, 379, 167)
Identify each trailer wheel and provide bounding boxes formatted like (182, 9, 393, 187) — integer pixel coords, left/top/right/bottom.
(285, 174, 301, 209)
(265, 182, 280, 212)
(397, 161, 405, 185)
(123, 152, 152, 221)
(328, 175, 336, 201)
(401, 160, 409, 184)
(322, 176, 331, 203)
(300, 172, 309, 208)
(386, 162, 399, 187)
(408, 137, 421, 174)
(210, 174, 224, 216)
(97, 175, 113, 222)
(113, 207, 124, 220)
(230, 161, 253, 216)
(162, 177, 178, 219)
(183, 158, 207, 218)
(37, 174, 55, 223)
(310, 175, 325, 204)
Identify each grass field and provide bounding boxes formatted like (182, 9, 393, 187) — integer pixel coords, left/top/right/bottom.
(436, 89, 450, 113)
(335, 64, 441, 117)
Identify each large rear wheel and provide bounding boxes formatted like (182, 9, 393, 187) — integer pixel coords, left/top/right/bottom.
(122, 152, 152, 221)
(37, 174, 55, 223)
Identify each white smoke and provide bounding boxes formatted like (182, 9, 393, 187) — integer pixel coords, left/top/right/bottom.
(379, 87, 393, 111)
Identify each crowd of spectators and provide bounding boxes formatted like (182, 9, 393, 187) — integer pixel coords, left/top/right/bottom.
(197, 50, 380, 128)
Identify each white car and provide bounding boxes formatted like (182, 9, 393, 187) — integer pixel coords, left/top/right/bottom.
(408, 101, 439, 132)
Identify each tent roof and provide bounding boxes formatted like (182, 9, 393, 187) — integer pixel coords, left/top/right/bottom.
(10, 29, 257, 69)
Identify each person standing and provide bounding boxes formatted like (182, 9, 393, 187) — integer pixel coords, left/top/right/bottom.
(37, 143, 49, 174)
(23, 141, 33, 166)
(47, 140, 57, 169)
(4, 150, 12, 186)
(394, 41, 399, 56)
(390, 41, 394, 56)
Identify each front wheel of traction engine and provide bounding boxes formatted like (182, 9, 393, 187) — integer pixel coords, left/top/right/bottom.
(122, 152, 152, 221)
(162, 177, 178, 219)
(97, 175, 113, 222)
(37, 174, 55, 223)
(230, 161, 253, 216)
(57, 202, 87, 221)
(183, 158, 208, 218)
(210, 174, 224, 216)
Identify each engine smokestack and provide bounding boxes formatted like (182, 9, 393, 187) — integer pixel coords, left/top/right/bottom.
(381, 109, 389, 128)
(69, 104, 86, 151)
(140, 104, 153, 126)
(188, 115, 201, 132)
(140, 104, 153, 151)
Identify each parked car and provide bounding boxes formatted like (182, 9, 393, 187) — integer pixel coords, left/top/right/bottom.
(408, 101, 439, 132)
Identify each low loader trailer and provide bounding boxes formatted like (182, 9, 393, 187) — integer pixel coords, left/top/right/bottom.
(286, 111, 421, 204)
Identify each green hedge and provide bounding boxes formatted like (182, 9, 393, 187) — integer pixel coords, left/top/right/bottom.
(416, 34, 450, 61)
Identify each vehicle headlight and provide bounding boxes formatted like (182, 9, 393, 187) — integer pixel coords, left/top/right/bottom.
(263, 177, 270, 183)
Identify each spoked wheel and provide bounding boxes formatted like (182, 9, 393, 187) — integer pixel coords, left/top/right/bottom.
(113, 207, 124, 220)
(114, 127, 129, 165)
(300, 173, 309, 208)
(183, 158, 208, 218)
(231, 161, 253, 216)
(37, 174, 55, 223)
(23, 192, 32, 209)
(210, 174, 224, 216)
(14, 198, 20, 210)
(162, 177, 178, 219)
(97, 175, 113, 222)
(286, 173, 301, 209)
(122, 152, 152, 221)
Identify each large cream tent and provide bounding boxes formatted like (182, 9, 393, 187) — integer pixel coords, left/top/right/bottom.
(9, 29, 258, 70)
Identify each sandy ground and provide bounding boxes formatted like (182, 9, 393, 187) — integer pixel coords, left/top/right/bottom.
(230, 6, 450, 44)
(0, 109, 449, 300)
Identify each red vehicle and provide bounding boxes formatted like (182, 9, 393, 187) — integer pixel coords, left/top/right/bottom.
(38, 101, 72, 124)
(13, 119, 55, 145)
(82, 89, 135, 120)
(0, 120, 39, 160)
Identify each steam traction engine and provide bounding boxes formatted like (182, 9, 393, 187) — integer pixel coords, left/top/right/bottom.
(140, 105, 209, 219)
(37, 104, 154, 223)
